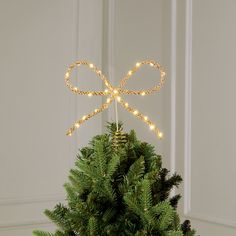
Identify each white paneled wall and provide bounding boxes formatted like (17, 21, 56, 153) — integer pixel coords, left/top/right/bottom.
(0, 0, 103, 235)
(106, 0, 236, 234)
(176, 0, 236, 235)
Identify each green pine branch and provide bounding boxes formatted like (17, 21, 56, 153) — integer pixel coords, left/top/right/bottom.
(33, 123, 196, 236)
(33, 231, 54, 236)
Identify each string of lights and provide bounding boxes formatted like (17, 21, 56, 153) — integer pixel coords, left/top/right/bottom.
(64, 60, 166, 139)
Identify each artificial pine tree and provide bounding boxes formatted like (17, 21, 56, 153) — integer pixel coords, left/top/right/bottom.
(33, 123, 196, 236)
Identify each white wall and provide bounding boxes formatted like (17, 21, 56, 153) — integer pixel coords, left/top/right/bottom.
(0, 0, 103, 235)
(176, 0, 236, 235)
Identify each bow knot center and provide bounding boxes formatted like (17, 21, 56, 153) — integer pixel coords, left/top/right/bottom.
(112, 88, 120, 97)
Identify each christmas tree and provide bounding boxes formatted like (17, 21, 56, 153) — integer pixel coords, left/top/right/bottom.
(33, 123, 196, 236)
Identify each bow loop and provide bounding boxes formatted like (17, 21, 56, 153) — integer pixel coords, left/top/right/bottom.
(118, 60, 166, 96)
(65, 61, 113, 96)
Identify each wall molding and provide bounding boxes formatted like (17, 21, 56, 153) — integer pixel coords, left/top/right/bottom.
(188, 212, 236, 229)
(170, 0, 177, 198)
(183, 0, 236, 228)
(0, 219, 53, 232)
(69, 0, 80, 162)
(106, 0, 116, 122)
(0, 194, 65, 206)
(183, 0, 192, 215)
(0, 196, 66, 230)
(0, 195, 66, 230)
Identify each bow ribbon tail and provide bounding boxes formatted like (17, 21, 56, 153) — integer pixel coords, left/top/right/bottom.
(117, 97, 163, 139)
(67, 97, 115, 136)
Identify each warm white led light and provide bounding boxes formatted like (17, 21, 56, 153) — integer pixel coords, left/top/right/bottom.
(106, 98, 111, 103)
(125, 102, 129, 107)
(65, 72, 70, 78)
(88, 93, 93, 97)
(144, 116, 148, 121)
(116, 96, 121, 102)
(75, 123, 80, 128)
(149, 125, 155, 130)
(158, 132, 163, 138)
(133, 110, 138, 115)
(128, 70, 132, 75)
(141, 92, 146, 96)
(89, 63, 94, 68)
(136, 62, 141, 67)
(82, 116, 87, 120)
(161, 71, 166, 77)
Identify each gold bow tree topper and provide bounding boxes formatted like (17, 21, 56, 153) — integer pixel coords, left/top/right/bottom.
(64, 60, 166, 138)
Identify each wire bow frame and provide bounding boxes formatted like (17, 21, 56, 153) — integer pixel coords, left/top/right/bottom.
(64, 60, 166, 138)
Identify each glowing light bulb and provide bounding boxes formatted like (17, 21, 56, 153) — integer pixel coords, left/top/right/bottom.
(74, 88, 78, 92)
(67, 131, 72, 136)
(106, 98, 111, 103)
(75, 123, 80, 128)
(94, 109, 98, 113)
(141, 92, 146, 96)
(82, 115, 87, 120)
(113, 89, 118, 94)
(136, 62, 141, 67)
(150, 63, 154, 67)
(133, 110, 138, 115)
(149, 125, 155, 130)
(65, 72, 70, 78)
(105, 82, 109, 86)
(128, 70, 132, 75)
(97, 70, 101, 75)
(89, 63, 94, 68)
(104, 89, 109, 94)
(158, 132, 163, 138)
(125, 102, 129, 107)
(144, 116, 148, 121)
(88, 93, 93, 97)
(161, 71, 166, 77)
(116, 96, 121, 102)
